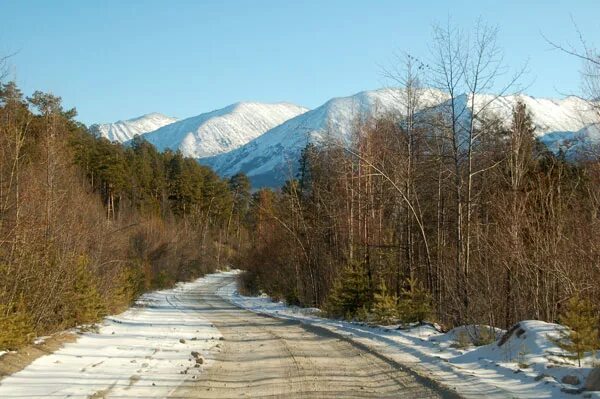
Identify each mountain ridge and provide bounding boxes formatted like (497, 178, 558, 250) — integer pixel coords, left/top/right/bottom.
(202, 89, 598, 187)
(91, 113, 178, 143)
(132, 101, 308, 159)
(94, 88, 599, 188)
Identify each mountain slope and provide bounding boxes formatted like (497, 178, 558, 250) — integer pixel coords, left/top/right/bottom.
(201, 88, 448, 187)
(430, 93, 597, 136)
(90, 113, 177, 142)
(140, 102, 308, 158)
(203, 90, 598, 188)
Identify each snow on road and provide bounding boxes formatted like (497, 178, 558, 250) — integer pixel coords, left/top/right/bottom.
(0, 278, 221, 398)
(3, 270, 597, 398)
(217, 271, 599, 399)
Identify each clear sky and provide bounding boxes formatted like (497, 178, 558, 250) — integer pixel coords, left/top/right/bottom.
(1, 0, 599, 125)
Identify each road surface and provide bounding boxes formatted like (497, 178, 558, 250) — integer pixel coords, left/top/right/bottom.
(172, 273, 457, 398)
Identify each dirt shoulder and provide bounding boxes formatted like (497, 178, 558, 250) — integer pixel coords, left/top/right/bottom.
(0, 332, 77, 379)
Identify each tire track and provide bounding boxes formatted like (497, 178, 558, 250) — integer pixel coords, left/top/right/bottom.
(171, 274, 458, 398)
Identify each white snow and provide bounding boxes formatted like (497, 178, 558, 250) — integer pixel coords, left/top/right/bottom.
(91, 113, 178, 143)
(140, 102, 308, 159)
(0, 277, 221, 399)
(203, 89, 599, 187)
(218, 272, 600, 398)
(202, 88, 448, 186)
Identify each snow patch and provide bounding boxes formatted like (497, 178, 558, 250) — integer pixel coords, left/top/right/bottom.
(0, 277, 221, 398)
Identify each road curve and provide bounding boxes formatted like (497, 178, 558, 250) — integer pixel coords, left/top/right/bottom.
(171, 273, 458, 399)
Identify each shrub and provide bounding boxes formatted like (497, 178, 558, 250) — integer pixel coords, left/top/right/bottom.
(325, 262, 371, 319)
(397, 277, 432, 323)
(555, 295, 600, 367)
(0, 297, 35, 350)
(372, 279, 398, 324)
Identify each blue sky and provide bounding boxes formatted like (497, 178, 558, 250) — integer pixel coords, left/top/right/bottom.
(1, 0, 599, 124)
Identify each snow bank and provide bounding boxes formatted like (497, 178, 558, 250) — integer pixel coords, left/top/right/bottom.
(451, 321, 598, 396)
(218, 274, 600, 398)
(0, 277, 221, 398)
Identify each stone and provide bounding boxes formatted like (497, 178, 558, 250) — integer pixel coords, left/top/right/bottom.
(585, 368, 600, 391)
(562, 375, 581, 386)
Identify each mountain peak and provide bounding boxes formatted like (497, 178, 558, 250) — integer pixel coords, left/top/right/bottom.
(93, 113, 177, 142)
(139, 102, 308, 159)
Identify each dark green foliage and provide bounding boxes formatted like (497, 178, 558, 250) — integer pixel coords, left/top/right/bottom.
(325, 263, 372, 319)
(0, 297, 35, 351)
(397, 277, 432, 324)
(298, 142, 319, 198)
(67, 257, 108, 325)
(0, 81, 243, 351)
(71, 131, 234, 223)
(229, 172, 251, 216)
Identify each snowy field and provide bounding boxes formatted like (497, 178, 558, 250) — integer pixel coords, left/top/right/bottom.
(0, 278, 221, 398)
(217, 271, 600, 399)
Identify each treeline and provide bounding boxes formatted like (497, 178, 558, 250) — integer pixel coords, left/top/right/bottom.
(0, 81, 250, 349)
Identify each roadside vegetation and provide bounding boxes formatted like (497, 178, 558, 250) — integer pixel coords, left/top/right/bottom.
(0, 78, 250, 350)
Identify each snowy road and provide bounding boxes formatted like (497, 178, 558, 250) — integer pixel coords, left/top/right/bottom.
(0, 272, 458, 398)
(0, 278, 222, 398)
(173, 273, 457, 398)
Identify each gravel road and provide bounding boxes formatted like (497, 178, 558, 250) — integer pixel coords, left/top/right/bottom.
(172, 273, 458, 399)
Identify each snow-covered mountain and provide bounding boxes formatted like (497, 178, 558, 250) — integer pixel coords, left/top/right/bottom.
(201, 88, 448, 187)
(90, 113, 177, 142)
(430, 93, 598, 137)
(539, 123, 600, 156)
(140, 102, 308, 158)
(92, 89, 599, 189)
(202, 89, 599, 187)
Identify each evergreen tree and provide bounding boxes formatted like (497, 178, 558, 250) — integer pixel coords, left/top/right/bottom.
(229, 173, 251, 212)
(397, 277, 432, 324)
(325, 262, 372, 319)
(0, 81, 25, 107)
(556, 295, 600, 367)
(0, 296, 34, 350)
(373, 279, 399, 324)
(68, 257, 107, 325)
(298, 143, 318, 198)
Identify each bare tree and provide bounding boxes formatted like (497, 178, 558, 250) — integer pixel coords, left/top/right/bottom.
(429, 18, 524, 323)
(545, 23, 600, 114)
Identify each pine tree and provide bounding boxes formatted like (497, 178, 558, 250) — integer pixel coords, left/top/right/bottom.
(298, 143, 318, 198)
(325, 263, 372, 319)
(397, 277, 432, 324)
(372, 279, 398, 324)
(0, 297, 35, 350)
(69, 257, 107, 325)
(556, 295, 600, 367)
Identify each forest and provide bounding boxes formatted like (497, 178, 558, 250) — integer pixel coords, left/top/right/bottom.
(0, 80, 250, 349)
